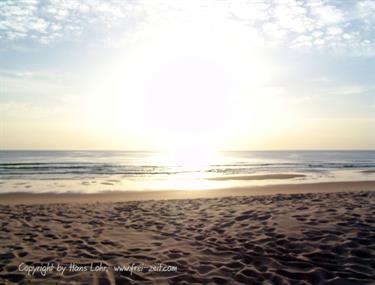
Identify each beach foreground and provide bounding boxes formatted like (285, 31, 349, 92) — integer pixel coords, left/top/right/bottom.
(0, 189, 374, 284)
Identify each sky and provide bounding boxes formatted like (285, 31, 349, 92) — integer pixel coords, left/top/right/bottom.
(0, 0, 374, 150)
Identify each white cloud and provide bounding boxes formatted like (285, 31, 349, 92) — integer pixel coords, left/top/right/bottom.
(327, 85, 368, 96)
(308, 1, 344, 26)
(293, 35, 313, 48)
(229, 1, 269, 22)
(327, 26, 342, 36)
(263, 22, 287, 41)
(357, 0, 375, 25)
(273, 0, 310, 33)
(0, 0, 373, 56)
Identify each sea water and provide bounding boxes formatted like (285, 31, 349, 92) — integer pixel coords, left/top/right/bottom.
(0, 150, 374, 193)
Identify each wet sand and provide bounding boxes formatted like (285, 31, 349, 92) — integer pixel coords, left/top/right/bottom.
(0, 182, 374, 284)
(207, 173, 306, 181)
(0, 180, 374, 205)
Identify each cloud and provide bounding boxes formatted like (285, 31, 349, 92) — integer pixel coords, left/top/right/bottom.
(308, 0, 344, 26)
(0, 68, 77, 104)
(357, 0, 375, 26)
(0, 0, 140, 44)
(0, 0, 373, 56)
(326, 85, 369, 96)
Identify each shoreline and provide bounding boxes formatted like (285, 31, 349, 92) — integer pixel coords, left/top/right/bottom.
(0, 180, 374, 205)
(206, 173, 306, 180)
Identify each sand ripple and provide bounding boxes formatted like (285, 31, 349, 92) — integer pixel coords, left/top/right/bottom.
(0, 191, 374, 284)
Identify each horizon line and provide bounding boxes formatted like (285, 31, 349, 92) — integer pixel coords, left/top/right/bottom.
(0, 148, 374, 152)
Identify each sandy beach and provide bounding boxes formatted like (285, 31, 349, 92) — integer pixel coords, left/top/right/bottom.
(0, 182, 374, 284)
(2, 0, 374, 283)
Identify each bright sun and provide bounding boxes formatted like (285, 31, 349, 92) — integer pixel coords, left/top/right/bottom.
(86, 23, 286, 151)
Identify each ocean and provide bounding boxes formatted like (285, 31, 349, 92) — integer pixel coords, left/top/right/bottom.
(0, 150, 374, 193)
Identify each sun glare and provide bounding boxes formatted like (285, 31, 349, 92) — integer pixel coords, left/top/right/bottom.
(85, 23, 286, 150)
